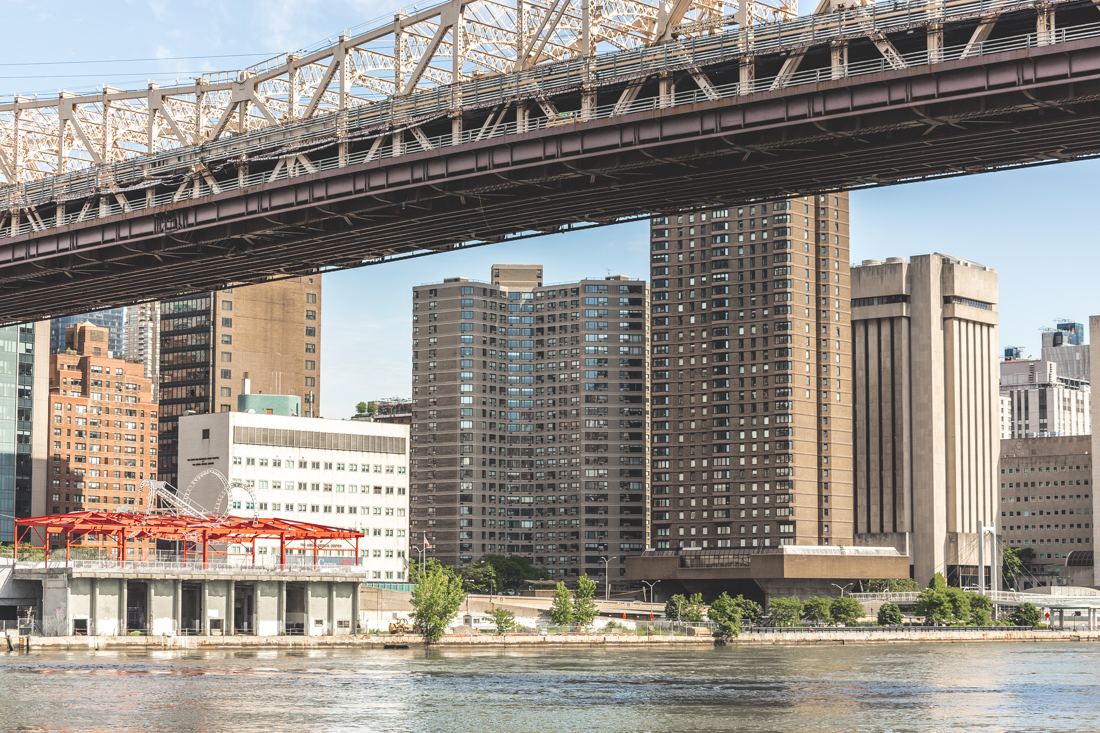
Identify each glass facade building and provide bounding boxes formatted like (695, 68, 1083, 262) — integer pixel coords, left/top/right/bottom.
(51, 309, 124, 356)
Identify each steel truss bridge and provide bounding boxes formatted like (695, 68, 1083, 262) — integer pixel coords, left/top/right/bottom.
(3, 0, 1100, 321)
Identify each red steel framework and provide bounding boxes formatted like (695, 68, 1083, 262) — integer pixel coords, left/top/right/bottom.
(15, 512, 363, 568)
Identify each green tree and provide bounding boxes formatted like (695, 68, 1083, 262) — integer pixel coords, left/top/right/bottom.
(367, 401, 378, 416)
(572, 575, 599, 629)
(459, 561, 499, 594)
(831, 597, 865, 626)
(550, 582, 574, 626)
(801, 597, 834, 625)
(480, 554, 552, 591)
(864, 578, 919, 592)
(1002, 547, 1034, 588)
(877, 602, 904, 626)
(355, 401, 368, 416)
(684, 593, 706, 622)
(944, 587, 970, 624)
(768, 597, 803, 627)
(1012, 602, 1042, 627)
(914, 573, 956, 624)
(665, 594, 687, 621)
(729, 595, 764, 625)
(707, 592, 743, 639)
(410, 561, 466, 642)
(967, 592, 993, 626)
(488, 608, 516, 635)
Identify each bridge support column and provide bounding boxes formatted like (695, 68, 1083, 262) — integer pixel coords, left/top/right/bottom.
(927, 22, 944, 63)
(659, 72, 674, 109)
(1089, 608, 1096, 631)
(237, 159, 249, 189)
(277, 581, 286, 635)
(226, 581, 235, 636)
(1037, 5, 1056, 45)
(516, 102, 529, 133)
(830, 42, 848, 80)
(739, 59, 754, 94)
(392, 130, 404, 157)
(450, 113, 463, 145)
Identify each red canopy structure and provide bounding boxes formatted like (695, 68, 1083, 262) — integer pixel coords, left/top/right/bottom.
(16, 511, 364, 568)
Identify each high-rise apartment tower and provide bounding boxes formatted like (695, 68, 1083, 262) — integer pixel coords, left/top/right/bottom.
(123, 302, 161, 400)
(411, 266, 649, 589)
(648, 193, 852, 551)
(158, 278, 321, 488)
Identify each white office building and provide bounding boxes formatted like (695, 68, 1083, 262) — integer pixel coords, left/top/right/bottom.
(178, 410, 410, 582)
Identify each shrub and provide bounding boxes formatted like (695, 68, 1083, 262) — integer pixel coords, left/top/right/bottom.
(877, 602, 904, 626)
(1012, 603, 1041, 628)
(488, 608, 516, 635)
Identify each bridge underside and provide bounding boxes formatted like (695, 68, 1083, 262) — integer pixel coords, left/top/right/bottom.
(4, 35, 1100, 320)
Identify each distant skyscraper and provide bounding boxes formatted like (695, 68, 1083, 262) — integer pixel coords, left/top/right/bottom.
(0, 323, 49, 543)
(851, 253, 999, 587)
(411, 266, 649, 589)
(1041, 321, 1089, 381)
(51, 309, 124, 356)
(158, 277, 321, 488)
(123, 303, 161, 400)
(999, 359, 1089, 438)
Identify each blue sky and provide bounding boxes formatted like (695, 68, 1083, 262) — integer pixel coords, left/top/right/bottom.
(6, 1, 1100, 419)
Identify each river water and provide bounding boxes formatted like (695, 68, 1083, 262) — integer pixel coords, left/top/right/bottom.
(0, 642, 1095, 732)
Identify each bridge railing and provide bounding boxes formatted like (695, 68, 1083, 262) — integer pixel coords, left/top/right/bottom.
(0, 3, 1087, 233)
(851, 590, 1100, 607)
(15, 558, 375, 578)
(0, 0, 1065, 210)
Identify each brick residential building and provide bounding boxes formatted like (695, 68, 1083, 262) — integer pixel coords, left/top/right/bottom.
(48, 322, 158, 557)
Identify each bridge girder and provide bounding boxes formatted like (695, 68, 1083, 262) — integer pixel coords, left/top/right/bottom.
(1, 33, 1100, 321)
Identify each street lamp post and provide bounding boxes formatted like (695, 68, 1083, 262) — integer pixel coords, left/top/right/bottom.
(831, 583, 854, 597)
(600, 556, 617, 601)
(641, 580, 660, 604)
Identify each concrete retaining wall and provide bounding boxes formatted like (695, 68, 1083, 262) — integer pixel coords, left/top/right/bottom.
(16, 628, 1100, 650)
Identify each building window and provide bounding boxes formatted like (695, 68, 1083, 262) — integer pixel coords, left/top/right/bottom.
(305, 377, 316, 387)
(221, 300, 233, 311)
(305, 360, 316, 370)
(220, 387, 231, 397)
(220, 404, 231, 412)
(222, 318, 232, 328)
(306, 310, 317, 320)
(306, 293, 317, 304)
(305, 326, 316, 337)
(305, 343, 316, 353)
(220, 369, 232, 380)
(221, 352, 232, 362)
(221, 334, 232, 344)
